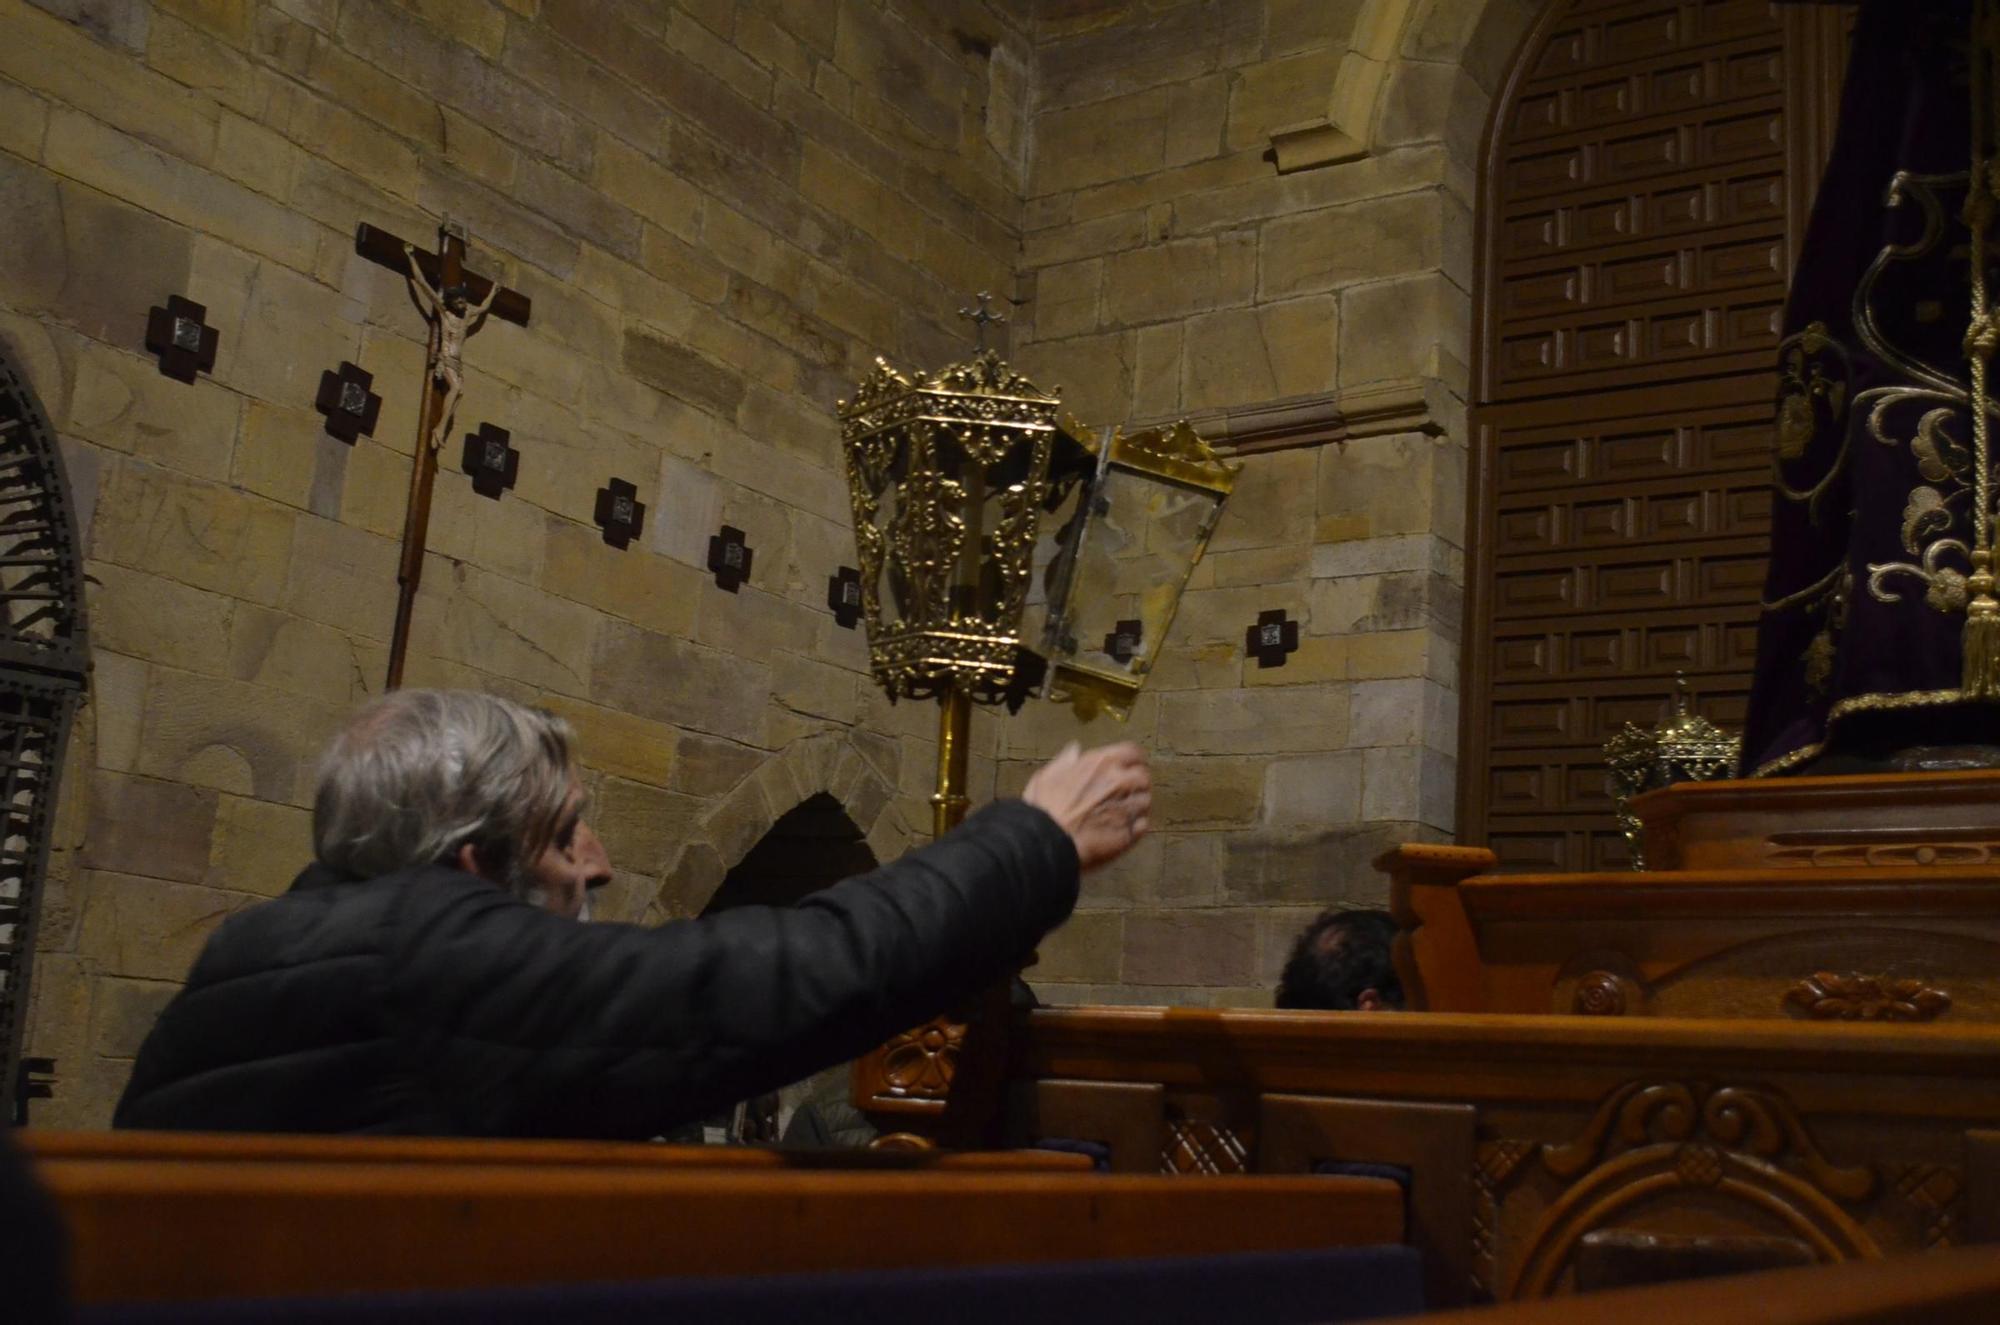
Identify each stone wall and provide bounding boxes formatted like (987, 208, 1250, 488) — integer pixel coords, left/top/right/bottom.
(3, 0, 1545, 1126)
(2, 0, 1029, 1128)
(1007, 0, 1539, 1007)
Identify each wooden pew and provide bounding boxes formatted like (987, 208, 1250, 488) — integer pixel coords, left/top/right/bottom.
(1010, 1006, 2000, 1308)
(1380, 772, 2000, 1022)
(23, 1133, 1407, 1305)
(20, 1128, 1095, 1173)
(1396, 1243, 2000, 1324)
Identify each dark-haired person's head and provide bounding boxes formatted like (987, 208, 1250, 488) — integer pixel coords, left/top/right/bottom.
(1273, 908, 1403, 1011)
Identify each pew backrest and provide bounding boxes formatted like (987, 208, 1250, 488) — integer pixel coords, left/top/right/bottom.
(20, 1128, 1094, 1172)
(28, 1139, 1406, 1304)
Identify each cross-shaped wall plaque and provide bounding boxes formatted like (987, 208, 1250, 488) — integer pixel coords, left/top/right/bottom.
(144, 295, 218, 383)
(460, 422, 518, 500)
(1103, 619, 1142, 664)
(315, 361, 381, 443)
(12, 1056, 55, 1126)
(594, 477, 645, 550)
(707, 525, 753, 592)
(828, 566, 863, 628)
(1245, 608, 1299, 669)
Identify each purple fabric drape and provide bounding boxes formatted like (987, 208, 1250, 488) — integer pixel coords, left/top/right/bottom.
(1740, 0, 2000, 773)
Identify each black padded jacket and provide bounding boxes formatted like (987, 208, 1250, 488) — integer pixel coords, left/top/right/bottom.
(112, 800, 1076, 1138)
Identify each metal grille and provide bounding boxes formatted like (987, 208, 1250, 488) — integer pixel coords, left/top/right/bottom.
(0, 353, 88, 1125)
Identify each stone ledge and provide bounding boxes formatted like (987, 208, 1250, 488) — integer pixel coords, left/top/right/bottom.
(1165, 377, 1450, 456)
(1268, 118, 1370, 174)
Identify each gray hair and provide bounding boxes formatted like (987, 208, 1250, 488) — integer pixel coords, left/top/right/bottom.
(312, 689, 575, 892)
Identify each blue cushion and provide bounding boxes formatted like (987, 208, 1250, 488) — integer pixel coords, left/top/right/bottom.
(79, 1245, 1426, 1325)
(1313, 1160, 1414, 1191)
(1029, 1137, 1114, 1171)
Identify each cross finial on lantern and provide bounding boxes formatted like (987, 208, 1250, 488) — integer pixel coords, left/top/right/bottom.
(957, 291, 1006, 350)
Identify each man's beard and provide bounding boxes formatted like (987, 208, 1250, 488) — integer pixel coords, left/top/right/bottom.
(517, 880, 590, 922)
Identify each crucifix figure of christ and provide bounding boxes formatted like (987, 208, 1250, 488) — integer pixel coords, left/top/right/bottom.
(354, 220, 531, 688)
(405, 245, 497, 455)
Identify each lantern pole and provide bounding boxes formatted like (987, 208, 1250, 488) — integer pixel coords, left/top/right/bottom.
(931, 687, 973, 839)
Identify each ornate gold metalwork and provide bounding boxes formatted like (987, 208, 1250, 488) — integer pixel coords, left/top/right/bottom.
(1603, 674, 1742, 869)
(931, 687, 971, 838)
(838, 351, 1069, 705)
(1105, 419, 1240, 495)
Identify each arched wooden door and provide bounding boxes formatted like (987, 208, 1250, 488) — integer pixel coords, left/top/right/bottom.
(1459, 0, 1850, 869)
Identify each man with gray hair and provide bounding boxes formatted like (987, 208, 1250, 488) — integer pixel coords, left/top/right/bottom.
(114, 689, 1150, 1138)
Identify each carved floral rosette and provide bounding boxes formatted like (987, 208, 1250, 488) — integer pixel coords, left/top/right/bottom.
(837, 353, 1062, 702)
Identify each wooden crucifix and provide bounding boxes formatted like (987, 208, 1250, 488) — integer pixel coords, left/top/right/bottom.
(354, 220, 531, 688)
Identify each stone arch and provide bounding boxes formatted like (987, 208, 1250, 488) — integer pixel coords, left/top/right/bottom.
(643, 732, 904, 924)
(1280, 0, 1547, 176)
(1371, 0, 1550, 385)
(0, 339, 91, 1124)
(1273, 0, 1550, 433)
(701, 793, 878, 915)
(1367, 0, 1550, 164)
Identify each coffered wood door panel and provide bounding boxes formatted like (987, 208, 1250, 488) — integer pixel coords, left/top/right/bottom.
(1461, 0, 1850, 870)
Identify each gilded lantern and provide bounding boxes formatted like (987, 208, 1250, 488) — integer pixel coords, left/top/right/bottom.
(837, 351, 1085, 704)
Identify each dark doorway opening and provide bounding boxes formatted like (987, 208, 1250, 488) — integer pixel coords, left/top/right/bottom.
(701, 792, 876, 915)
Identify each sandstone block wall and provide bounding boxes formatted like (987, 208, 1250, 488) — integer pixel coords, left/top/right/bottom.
(3, 0, 1028, 1127)
(1006, 0, 1538, 1006)
(4, 0, 1543, 1124)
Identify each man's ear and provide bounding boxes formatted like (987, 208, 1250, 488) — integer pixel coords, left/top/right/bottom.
(454, 842, 490, 880)
(1356, 988, 1384, 1012)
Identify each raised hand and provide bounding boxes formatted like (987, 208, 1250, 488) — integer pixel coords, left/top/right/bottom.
(1021, 741, 1152, 872)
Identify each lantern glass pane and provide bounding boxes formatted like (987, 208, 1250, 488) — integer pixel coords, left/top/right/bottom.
(871, 468, 907, 627)
(1045, 467, 1222, 688)
(1017, 473, 1092, 665)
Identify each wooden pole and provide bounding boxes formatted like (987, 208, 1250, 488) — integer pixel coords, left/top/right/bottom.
(384, 318, 445, 691)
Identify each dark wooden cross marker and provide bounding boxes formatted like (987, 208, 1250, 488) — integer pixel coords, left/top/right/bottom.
(707, 524, 753, 592)
(1246, 608, 1299, 669)
(828, 567, 863, 628)
(1103, 619, 1142, 665)
(594, 478, 645, 550)
(315, 361, 381, 443)
(354, 220, 531, 689)
(12, 1056, 55, 1126)
(145, 295, 218, 383)
(460, 422, 518, 500)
